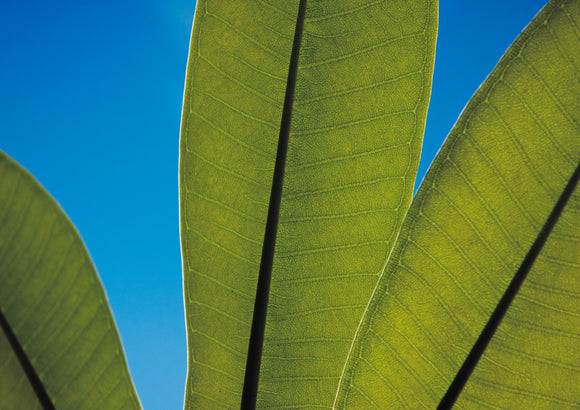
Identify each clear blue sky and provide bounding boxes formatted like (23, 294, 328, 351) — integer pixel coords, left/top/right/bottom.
(0, 1, 548, 408)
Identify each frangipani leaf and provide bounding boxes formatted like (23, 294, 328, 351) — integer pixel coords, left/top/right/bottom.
(0, 152, 141, 409)
(335, 0, 580, 407)
(179, 0, 437, 407)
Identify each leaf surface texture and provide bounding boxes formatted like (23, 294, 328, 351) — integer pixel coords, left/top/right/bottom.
(335, 1, 580, 407)
(0, 152, 141, 409)
(179, 0, 437, 407)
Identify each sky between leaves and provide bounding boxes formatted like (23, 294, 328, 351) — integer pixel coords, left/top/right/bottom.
(0, 1, 548, 409)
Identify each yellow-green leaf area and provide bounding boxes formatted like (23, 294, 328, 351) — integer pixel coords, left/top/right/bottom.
(180, 1, 297, 408)
(180, 0, 437, 408)
(260, 0, 437, 408)
(458, 188, 579, 408)
(0, 151, 141, 409)
(335, 0, 580, 408)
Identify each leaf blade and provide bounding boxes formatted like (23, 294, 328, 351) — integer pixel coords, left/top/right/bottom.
(180, 0, 437, 407)
(456, 181, 580, 408)
(260, 1, 437, 407)
(440, 161, 580, 408)
(0, 152, 141, 409)
(335, 0, 580, 407)
(180, 2, 299, 408)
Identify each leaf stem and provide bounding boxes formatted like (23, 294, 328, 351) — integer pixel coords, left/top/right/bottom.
(240, 1, 308, 408)
(438, 160, 580, 409)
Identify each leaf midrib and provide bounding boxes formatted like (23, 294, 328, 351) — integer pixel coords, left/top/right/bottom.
(240, 1, 308, 408)
(438, 160, 580, 409)
(0, 308, 55, 410)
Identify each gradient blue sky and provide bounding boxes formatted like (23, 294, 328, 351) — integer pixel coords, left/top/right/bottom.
(1, 1, 548, 408)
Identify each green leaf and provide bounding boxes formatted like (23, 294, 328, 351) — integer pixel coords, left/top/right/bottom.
(179, 0, 437, 407)
(0, 152, 141, 409)
(335, 0, 580, 407)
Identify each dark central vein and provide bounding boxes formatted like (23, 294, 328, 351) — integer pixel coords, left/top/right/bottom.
(240, 1, 308, 408)
(0, 308, 55, 410)
(438, 160, 580, 410)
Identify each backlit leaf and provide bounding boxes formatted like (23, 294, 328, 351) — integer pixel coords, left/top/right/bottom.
(0, 152, 141, 409)
(335, 1, 580, 407)
(179, 0, 437, 407)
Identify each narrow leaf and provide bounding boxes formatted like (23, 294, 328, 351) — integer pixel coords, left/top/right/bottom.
(179, 0, 437, 407)
(0, 152, 141, 409)
(335, 0, 580, 407)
